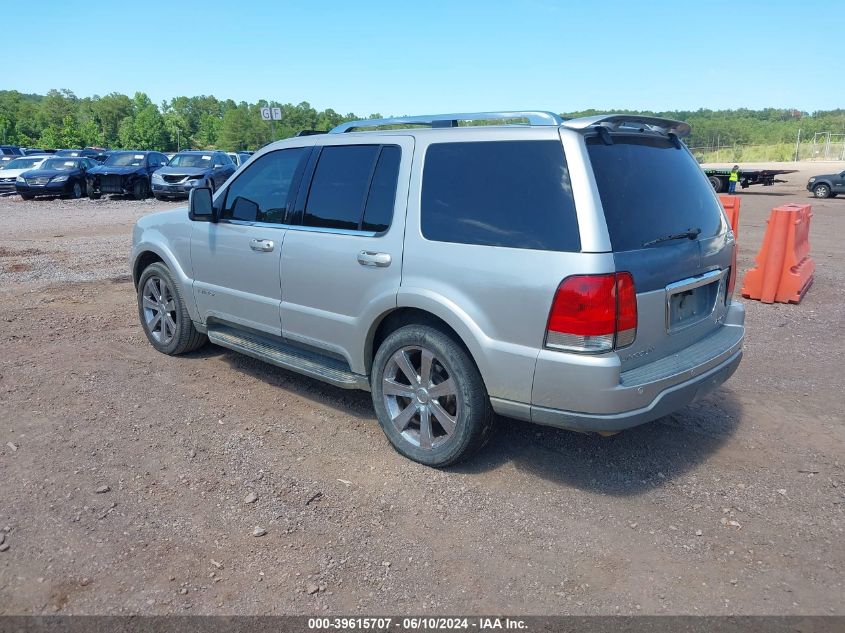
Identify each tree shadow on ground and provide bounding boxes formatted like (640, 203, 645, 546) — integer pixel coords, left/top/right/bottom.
(199, 346, 742, 496)
(451, 389, 743, 496)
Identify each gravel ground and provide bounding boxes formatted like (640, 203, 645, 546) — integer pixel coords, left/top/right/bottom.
(0, 170, 843, 616)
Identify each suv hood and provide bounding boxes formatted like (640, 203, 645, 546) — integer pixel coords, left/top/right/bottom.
(155, 166, 210, 177)
(0, 167, 40, 179)
(809, 173, 837, 180)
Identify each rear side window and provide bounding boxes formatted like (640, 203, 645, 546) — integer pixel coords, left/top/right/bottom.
(587, 135, 725, 252)
(362, 146, 401, 233)
(303, 144, 400, 232)
(221, 147, 307, 224)
(421, 140, 580, 252)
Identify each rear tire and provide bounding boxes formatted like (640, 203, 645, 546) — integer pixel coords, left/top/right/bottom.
(813, 183, 831, 199)
(371, 324, 494, 467)
(708, 176, 724, 193)
(137, 262, 207, 355)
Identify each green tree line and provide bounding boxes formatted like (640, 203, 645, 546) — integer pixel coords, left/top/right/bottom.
(1, 89, 843, 153)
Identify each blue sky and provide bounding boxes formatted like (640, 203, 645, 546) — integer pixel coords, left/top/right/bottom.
(6, 0, 838, 114)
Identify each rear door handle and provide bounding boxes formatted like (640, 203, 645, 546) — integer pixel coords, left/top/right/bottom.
(357, 251, 391, 267)
(249, 239, 275, 252)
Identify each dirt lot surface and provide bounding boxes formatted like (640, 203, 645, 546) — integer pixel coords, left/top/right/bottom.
(1, 165, 843, 616)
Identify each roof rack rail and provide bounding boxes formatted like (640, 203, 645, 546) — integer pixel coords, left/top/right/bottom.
(329, 111, 564, 134)
(562, 114, 691, 137)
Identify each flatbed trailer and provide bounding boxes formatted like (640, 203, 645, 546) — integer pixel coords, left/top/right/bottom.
(703, 167, 797, 193)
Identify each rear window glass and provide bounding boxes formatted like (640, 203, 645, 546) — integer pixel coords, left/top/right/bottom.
(587, 135, 725, 251)
(304, 145, 379, 230)
(302, 144, 400, 233)
(362, 146, 401, 233)
(421, 140, 580, 252)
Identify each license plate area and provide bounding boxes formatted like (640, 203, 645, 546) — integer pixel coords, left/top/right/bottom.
(665, 270, 725, 333)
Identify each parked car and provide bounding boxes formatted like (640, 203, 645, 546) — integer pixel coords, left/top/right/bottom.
(0, 155, 49, 194)
(55, 148, 110, 163)
(22, 148, 55, 156)
(131, 111, 745, 467)
(15, 156, 98, 199)
(86, 150, 170, 199)
(151, 150, 235, 200)
(806, 170, 845, 199)
(1, 145, 24, 167)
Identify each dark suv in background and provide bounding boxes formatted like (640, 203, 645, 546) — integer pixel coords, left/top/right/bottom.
(0, 145, 24, 167)
(87, 151, 170, 199)
(807, 170, 845, 199)
(151, 150, 235, 200)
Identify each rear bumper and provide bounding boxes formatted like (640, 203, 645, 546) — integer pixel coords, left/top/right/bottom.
(490, 301, 745, 432)
(527, 349, 742, 432)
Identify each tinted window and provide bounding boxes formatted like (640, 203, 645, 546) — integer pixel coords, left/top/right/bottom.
(587, 135, 725, 251)
(421, 141, 579, 251)
(303, 145, 380, 230)
(221, 148, 307, 224)
(361, 146, 401, 233)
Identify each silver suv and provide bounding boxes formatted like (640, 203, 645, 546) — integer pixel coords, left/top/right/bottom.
(131, 111, 744, 467)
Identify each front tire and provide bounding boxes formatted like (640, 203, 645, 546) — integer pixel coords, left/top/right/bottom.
(68, 182, 83, 199)
(137, 262, 207, 355)
(133, 179, 149, 200)
(20, 193, 34, 201)
(813, 183, 831, 199)
(371, 324, 494, 467)
(87, 183, 101, 199)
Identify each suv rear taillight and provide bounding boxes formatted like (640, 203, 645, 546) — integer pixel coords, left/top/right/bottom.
(545, 273, 638, 353)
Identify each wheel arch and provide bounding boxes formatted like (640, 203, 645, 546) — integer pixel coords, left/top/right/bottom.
(365, 296, 493, 394)
(132, 243, 201, 322)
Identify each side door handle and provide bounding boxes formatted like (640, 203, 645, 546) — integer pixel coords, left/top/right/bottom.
(357, 251, 391, 267)
(250, 239, 275, 252)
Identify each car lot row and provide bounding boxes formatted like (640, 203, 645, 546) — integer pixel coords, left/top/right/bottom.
(0, 146, 253, 200)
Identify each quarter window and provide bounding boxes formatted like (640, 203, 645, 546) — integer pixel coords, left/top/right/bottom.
(221, 147, 308, 224)
(302, 144, 400, 232)
(421, 140, 580, 252)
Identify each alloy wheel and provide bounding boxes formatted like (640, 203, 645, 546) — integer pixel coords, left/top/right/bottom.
(382, 346, 461, 450)
(142, 276, 177, 345)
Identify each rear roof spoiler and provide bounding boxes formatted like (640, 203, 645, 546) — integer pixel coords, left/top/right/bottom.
(562, 114, 691, 138)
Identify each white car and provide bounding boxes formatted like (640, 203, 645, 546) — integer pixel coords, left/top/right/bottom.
(0, 155, 49, 195)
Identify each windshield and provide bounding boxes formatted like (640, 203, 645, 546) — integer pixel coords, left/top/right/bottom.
(5, 157, 45, 170)
(168, 153, 212, 168)
(587, 135, 725, 251)
(41, 158, 78, 171)
(105, 152, 146, 167)
(55, 150, 81, 157)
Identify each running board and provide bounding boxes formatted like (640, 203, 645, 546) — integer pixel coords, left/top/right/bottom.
(207, 325, 370, 391)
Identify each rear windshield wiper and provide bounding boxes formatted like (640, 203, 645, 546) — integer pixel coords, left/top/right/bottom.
(642, 228, 701, 247)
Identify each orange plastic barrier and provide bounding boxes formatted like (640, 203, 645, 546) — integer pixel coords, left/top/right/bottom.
(741, 203, 815, 304)
(719, 195, 741, 239)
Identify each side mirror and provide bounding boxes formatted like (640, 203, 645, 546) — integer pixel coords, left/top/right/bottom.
(189, 187, 216, 222)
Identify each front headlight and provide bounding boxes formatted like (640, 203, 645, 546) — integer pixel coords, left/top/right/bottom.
(16, 175, 25, 183)
(52, 174, 69, 182)
(152, 173, 164, 182)
(808, 177, 816, 183)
